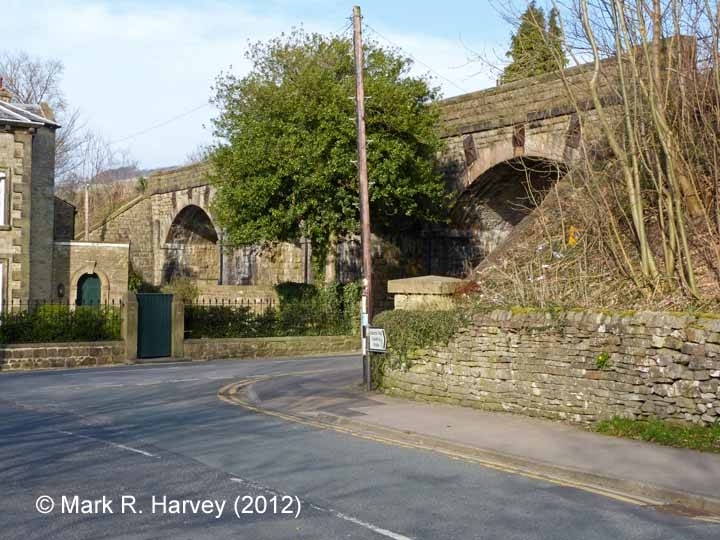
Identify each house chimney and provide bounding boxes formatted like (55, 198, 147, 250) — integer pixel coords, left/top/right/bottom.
(0, 77, 11, 103)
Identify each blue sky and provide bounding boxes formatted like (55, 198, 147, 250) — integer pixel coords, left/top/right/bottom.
(4, 0, 515, 169)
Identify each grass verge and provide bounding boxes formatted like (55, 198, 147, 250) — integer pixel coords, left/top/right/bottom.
(594, 416, 720, 453)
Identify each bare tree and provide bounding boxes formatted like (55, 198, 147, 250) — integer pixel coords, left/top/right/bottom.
(0, 51, 65, 107)
(471, 0, 720, 307)
(55, 130, 138, 238)
(184, 144, 209, 165)
(565, 0, 720, 298)
(0, 50, 91, 183)
(1, 50, 140, 237)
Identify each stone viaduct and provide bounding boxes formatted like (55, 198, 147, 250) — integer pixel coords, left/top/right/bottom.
(439, 61, 618, 263)
(85, 63, 613, 291)
(86, 162, 306, 292)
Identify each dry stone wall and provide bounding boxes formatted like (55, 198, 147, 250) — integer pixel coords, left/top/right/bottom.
(377, 309, 720, 425)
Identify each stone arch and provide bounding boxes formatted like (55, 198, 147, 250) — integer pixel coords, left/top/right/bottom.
(452, 155, 567, 268)
(460, 114, 579, 190)
(69, 265, 112, 305)
(161, 204, 219, 284)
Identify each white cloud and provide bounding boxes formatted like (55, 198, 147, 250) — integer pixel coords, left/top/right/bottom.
(3, 0, 497, 169)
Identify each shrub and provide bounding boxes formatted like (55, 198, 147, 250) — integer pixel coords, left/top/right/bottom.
(275, 282, 318, 304)
(342, 281, 362, 335)
(274, 280, 361, 336)
(128, 268, 143, 293)
(183, 281, 362, 339)
(372, 308, 467, 364)
(161, 277, 199, 303)
(595, 351, 611, 369)
(184, 304, 275, 339)
(0, 304, 121, 344)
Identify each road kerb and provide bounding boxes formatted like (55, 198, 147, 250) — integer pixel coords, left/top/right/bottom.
(218, 375, 720, 521)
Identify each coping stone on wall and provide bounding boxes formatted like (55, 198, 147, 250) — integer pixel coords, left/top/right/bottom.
(388, 275, 468, 295)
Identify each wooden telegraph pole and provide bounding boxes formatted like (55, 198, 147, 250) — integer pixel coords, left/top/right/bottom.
(352, 5, 373, 391)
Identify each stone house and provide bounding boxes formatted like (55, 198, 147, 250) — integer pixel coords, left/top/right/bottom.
(0, 80, 128, 307)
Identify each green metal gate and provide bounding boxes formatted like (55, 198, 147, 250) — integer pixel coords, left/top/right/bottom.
(137, 293, 172, 359)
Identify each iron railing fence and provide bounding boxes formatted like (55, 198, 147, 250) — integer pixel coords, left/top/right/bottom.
(0, 300, 123, 344)
(184, 297, 356, 339)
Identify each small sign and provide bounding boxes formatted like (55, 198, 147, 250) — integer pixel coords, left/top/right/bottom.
(367, 327, 387, 353)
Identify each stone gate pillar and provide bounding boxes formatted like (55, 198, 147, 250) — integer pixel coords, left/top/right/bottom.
(171, 295, 185, 359)
(121, 292, 138, 362)
(388, 275, 468, 311)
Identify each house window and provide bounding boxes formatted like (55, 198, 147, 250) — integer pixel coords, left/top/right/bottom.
(0, 171, 7, 226)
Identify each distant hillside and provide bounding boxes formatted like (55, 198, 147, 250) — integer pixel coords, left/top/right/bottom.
(54, 165, 170, 236)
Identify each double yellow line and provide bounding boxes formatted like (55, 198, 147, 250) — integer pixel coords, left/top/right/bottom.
(218, 373, 720, 524)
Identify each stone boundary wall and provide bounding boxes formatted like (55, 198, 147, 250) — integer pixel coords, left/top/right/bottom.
(186, 335, 359, 361)
(0, 341, 126, 371)
(376, 309, 720, 425)
(0, 335, 358, 372)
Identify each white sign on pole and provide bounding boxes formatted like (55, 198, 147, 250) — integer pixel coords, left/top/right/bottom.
(367, 327, 387, 353)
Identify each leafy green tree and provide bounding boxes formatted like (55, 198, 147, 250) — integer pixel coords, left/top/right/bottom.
(209, 31, 449, 267)
(502, 2, 566, 83)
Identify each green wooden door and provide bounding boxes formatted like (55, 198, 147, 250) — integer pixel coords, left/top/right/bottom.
(77, 274, 101, 306)
(137, 293, 172, 358)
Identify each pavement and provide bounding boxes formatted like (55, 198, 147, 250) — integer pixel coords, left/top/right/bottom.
(1, 355, 719, 539)
(227, 364, 720, 515)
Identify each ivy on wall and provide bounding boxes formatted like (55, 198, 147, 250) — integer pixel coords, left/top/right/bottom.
(372, 308, 467, 367)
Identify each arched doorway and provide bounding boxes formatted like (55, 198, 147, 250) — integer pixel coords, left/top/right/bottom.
(77, 273, 101, 305)
(162, 205, 219, 283)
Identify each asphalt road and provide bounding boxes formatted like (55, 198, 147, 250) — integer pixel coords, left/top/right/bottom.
(0, 355, 717, 540)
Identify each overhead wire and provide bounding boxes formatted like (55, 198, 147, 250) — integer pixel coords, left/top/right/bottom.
(109, 19, 355, 148)
(109, 103, 210, 146)
(363, 23, 469, 95)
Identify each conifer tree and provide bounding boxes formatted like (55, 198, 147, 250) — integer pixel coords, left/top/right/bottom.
(548, 7, 567, 69)
(501, 2, 566, 83)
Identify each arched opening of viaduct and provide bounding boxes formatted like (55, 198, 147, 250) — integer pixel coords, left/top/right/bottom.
(161, 204, 220, 284)
(450, 155, 566, 271)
